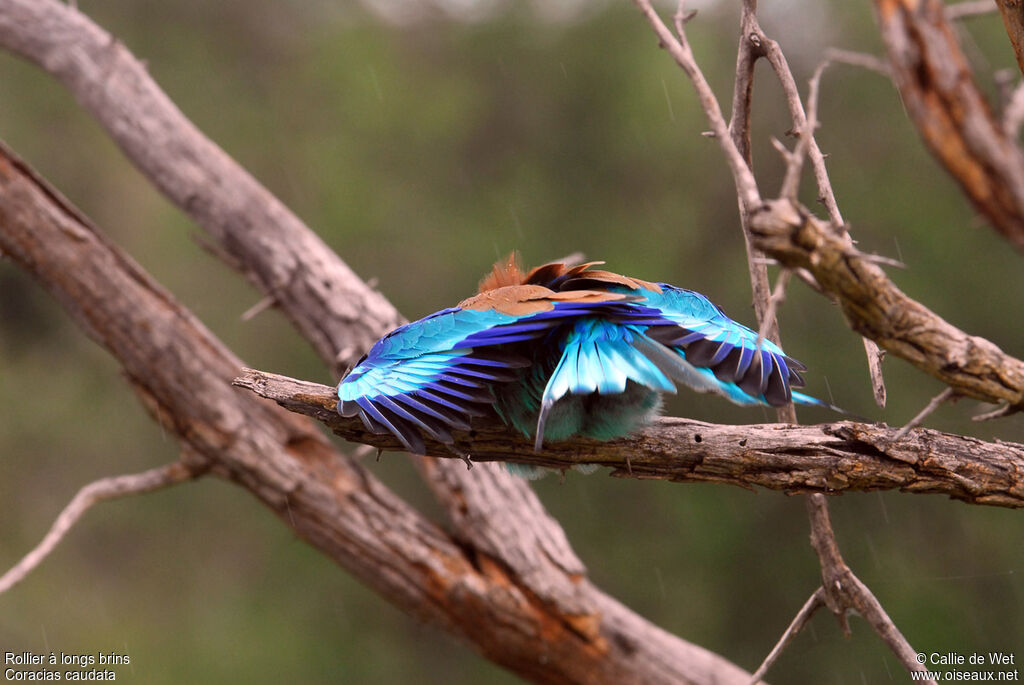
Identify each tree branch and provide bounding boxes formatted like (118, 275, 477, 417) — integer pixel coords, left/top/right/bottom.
(0, 139, 753, 684)
(874, 0, 1024, 253)
(750, 200, 1024, 409)
(995, 0, 1024, 76)
(805, 494, 935, 683)
(235, 369, 1024, 509)
(0, 460, 202, 595)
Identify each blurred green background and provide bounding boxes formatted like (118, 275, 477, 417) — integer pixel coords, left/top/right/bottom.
(1, 0, 1022, 682)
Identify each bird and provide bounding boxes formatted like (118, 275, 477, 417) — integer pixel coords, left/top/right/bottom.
(337, 254, 843, 465)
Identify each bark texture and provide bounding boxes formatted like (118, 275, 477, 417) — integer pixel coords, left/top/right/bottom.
(236, 369, 1024, 510)
(996, 0, 1024, 77)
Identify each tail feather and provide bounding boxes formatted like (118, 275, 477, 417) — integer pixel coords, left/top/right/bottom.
(792, 391, 860, 418)
(535, 323, 677, 448)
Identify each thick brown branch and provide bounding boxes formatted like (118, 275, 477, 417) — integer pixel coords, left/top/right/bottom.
(875, 0, 1024, 253)
(751, 200, 1024, 409)
(0, 142, 751, 684)
(0, 3, 668, 677)
(0, 0, 403, 374)
(236, 369, 1024, 509)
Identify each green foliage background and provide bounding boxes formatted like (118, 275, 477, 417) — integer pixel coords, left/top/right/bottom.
(1, 1, 1021, 682)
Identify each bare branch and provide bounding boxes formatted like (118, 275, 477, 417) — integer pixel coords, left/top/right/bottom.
(751, 200, 1024, 409)
(947, 0, 998, 21)
(0, 461, 200, 596)
(875, 0, 1024, 253)
(236, 369, 1024, 509)
(891, 387, 957, 441)
(749, 588, 826, 685)
(806, 494, 935, 683)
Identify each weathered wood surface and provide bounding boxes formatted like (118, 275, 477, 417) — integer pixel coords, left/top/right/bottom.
(236, 368, 1024, 509)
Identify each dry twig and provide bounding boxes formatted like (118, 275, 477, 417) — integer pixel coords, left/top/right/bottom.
(805, 495, 935, 683)
(0, 461, 200, 595)
(892, 387, 957, 441)
(748, 588, 826, 685)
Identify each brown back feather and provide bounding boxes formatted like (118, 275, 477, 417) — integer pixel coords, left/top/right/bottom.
(474, 253, 662, 304)
(477, 252, 527, 293)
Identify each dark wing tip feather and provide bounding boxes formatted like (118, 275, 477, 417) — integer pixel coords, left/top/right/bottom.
(763, 357, 791, 406)
(356, 397, 426, 455)
(652, 322, 810, 406)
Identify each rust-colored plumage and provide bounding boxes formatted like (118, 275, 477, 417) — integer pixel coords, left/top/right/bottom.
(463, 253, 662, 316)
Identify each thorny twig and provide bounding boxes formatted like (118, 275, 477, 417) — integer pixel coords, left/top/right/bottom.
(892, 387, 957, 442)
(748, 588, 826, 685)
(806, 495, 935, 683)
(0, 460, 202, 595)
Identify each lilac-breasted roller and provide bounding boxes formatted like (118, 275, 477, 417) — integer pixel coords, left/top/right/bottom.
(337, 255, 841, 457)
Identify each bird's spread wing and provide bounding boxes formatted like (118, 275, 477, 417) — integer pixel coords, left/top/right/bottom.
(520, 263, 812, 408)
(337, 286, 649, 454)
(630, 284, 809, 406)
(338, 256, 842, 456)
